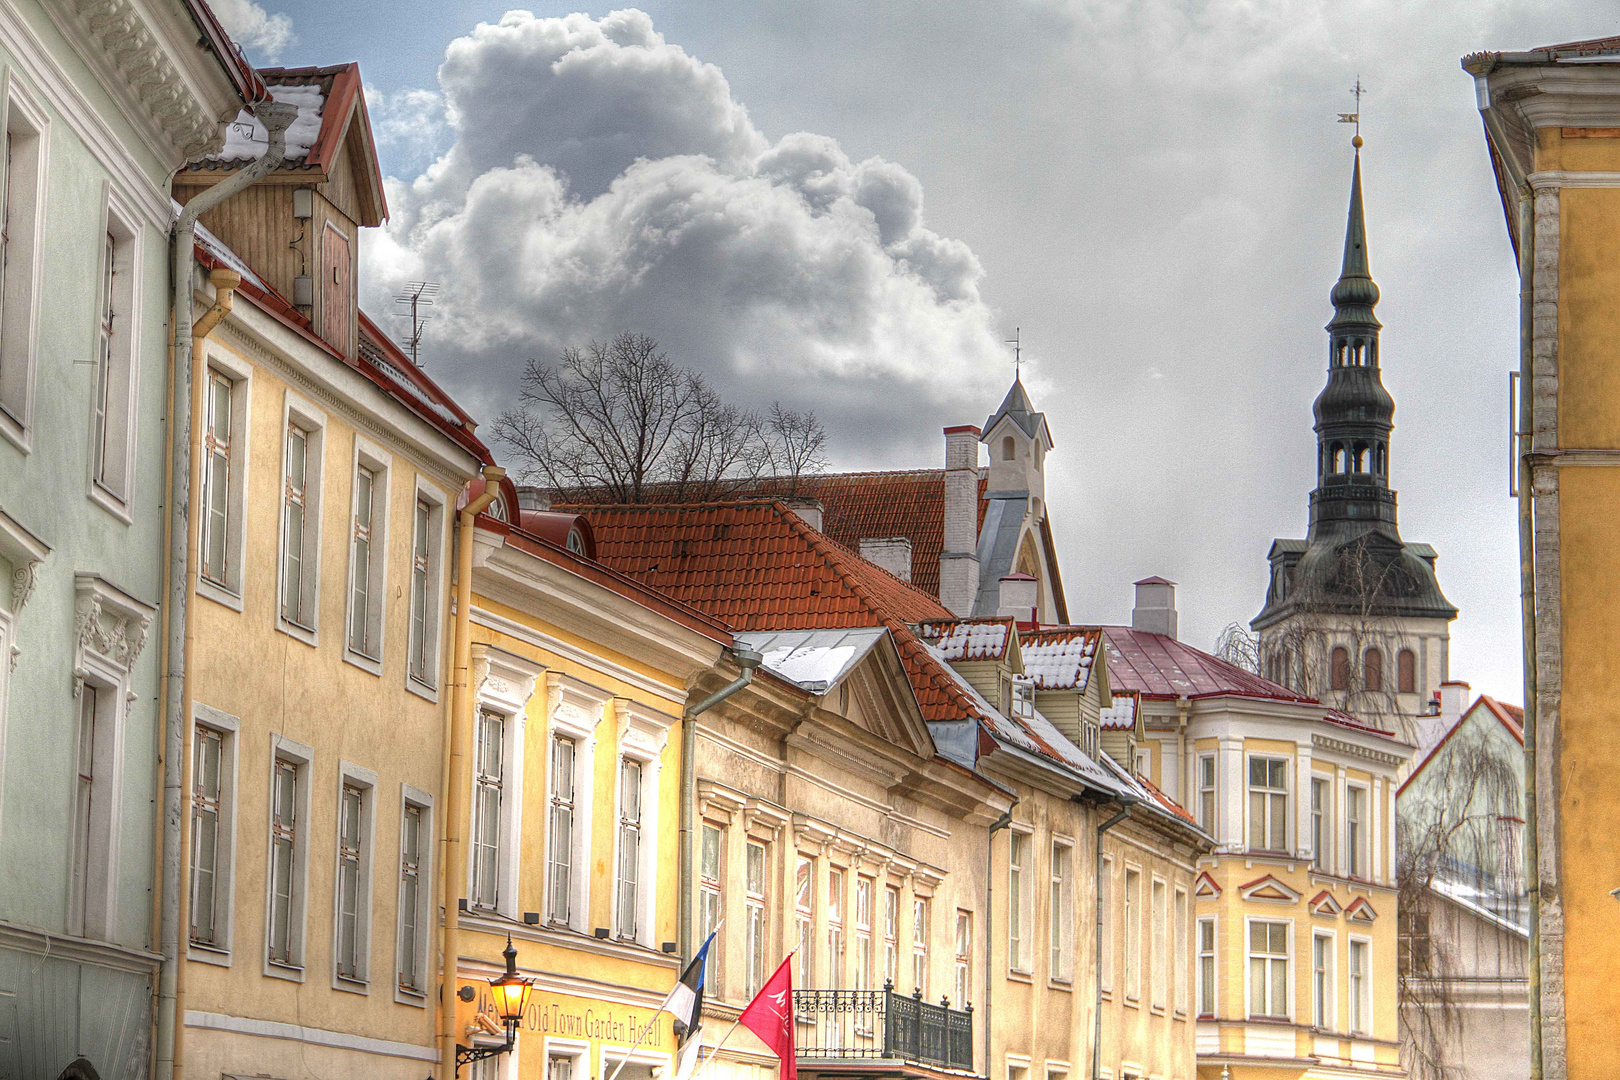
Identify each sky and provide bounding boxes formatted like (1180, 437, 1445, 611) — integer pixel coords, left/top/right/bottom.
(214, 0, 1612, 705)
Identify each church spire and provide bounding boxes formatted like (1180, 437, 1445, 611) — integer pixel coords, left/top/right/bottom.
(1328, 143, 1381, 332)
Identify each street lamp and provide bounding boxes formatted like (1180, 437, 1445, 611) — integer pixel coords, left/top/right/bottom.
(456, 935, 535, 1076)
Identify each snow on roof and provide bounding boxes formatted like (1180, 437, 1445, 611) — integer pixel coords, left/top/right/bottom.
(1021, 628, 1099, 690)
(915, 618, 1011, 661)
(1100, 693, 1137, 730)
(189, 211, 264, 289)
(214, 82, 326, 163)
(735, 627, 889, 693)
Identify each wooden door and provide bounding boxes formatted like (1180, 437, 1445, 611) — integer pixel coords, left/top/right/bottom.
(320, 222, 352, 356)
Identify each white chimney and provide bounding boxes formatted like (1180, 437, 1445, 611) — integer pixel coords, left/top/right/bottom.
(860, 536, 913, 582)
(997, 573, 1038, 624)
(1131, 576, 1178, 639)
(783, 497, 824, 533)
(1439, 680, 1471, 730)
(939, 424, 982, 617)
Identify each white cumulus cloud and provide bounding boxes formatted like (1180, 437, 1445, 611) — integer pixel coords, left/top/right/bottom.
(366, 8, 1010, 464)
(209, 0, 293, 61)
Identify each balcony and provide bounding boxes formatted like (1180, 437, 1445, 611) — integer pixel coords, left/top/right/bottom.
(793, 985, 974, 1073)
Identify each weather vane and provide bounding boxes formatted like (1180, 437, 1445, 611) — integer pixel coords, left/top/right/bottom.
(1006, 327, 1022, 379)
(1338, 77, 1364, 147)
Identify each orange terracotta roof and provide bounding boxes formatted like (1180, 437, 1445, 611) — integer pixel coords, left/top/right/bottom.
(1136, 771, 1197, 825)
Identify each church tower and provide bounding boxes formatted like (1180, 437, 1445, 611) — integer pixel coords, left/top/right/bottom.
(1252, 141, 1456, 739)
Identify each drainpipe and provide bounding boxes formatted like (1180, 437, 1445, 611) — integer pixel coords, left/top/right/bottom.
(1092, 795, 1138, 1080)
(983, 805, 1015, 1075)
(439, 466, 507, 1080)
(156, 99, 297, 1080)
(679, 647, 764, 957)
(1467, 58, 1542, 1080)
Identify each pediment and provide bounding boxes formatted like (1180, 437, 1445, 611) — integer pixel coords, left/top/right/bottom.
(1309, 890, 1343, 917)
(1346, 897, 1378, 923)
(1238, 874, 1301, 904)
(1194, 871, 1222, 899)
(841, 635, 935, 760)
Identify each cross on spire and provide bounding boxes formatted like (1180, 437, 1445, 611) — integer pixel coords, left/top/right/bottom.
(1006, 327, 1021, 379)
(1337, 77, 1364, 144)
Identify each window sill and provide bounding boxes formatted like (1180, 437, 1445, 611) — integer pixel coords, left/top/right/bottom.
(1173, 1009, 1188, 1023)
(87, 482, 133, 525)
(0, 412, 31, 456)
(1006, 968, 1033, 984)
(1150, 1004, 1166, 1017)
(405, 673, 440, 704)
(344, 647, 383, 678)
(187, 941, 232, 967)
(1047, 977, 1074, 993)
(197, 577, 244, 613)
(396, 984, 428, 1008)
(1122, 996, 1140, 1010)
(265, 959, 305, 983)
(276, 616, 318, 648)
(334, 973, 370, 995)
(1100, 989, 1114, 1002)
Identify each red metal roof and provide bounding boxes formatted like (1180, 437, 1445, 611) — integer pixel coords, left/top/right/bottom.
(1095, 626, 1316, 703)
(184, 0, 269, 105)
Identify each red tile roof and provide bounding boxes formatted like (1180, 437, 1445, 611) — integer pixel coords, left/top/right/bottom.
(1536, 36, 1620, 53)
(1096, 626, 1316, 703)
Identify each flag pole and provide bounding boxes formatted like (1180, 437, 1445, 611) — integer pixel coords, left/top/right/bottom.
(609, 925, 726, 1080)
(688, 948, 797, 1080)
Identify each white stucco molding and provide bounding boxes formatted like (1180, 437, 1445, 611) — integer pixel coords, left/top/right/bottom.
(697, 778, 747, 822)
(614, 697, 678, 759)
(547, 672, 612, 736)
(473, 646, 544, 718)
(0, 507, 49, 620)
(73, 572, 154, 689)
(743, 796, 789, 838)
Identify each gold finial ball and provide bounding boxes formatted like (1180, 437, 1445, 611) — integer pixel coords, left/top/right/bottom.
(1352, 134, 1364, 148)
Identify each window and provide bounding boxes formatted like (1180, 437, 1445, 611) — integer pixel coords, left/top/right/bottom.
(913, 896, 929, 997)
(1330, 646, 1350, 691)
(1248, 757, 1288, 853)
(408, 497, 435, 683)
(1248, 920, 1289, 1019)
(190, 723, 236, 950)
(883, 884, 899, 988)
(346, 444, 391, 667)
(547, 733, 575, 922)
(796, 857, 814, 977)
(1197, 917, 1216, 1017)
(1011, 677, 1034, 720)
(1002, 436, 1015, 460)
(1363, 648, 1382, 692)
(1398, 910, 1430, 976)
(855, 877, 874, 991)
(334, 781, 370, 984)
(268, 753, 306, 969)
(1050, 841, 1073, 981)
(1151, 879, 1167, 1009)
(700, 823, 723, 989)
(470, 709, 505, 910)
(1197, 754, 1217, 836)
(1099, 856, 1113, 992)
(70, 685, 109, 939)
(87, 197, 141, 514)
(1313, 933, 1334, 1029)
(1174, 888, 1189, 1014)
(1398, 648, 1417, 694)
(397, 793, 433, 998)
(0, 86, 47, 448)
(1311, 777, 1330, 870)
(954, 911, 972, 1006)
(1124, 868, 1141, 1000)
(1134, 745, 1151, 779)
(200, 373, 234, 587)
(277, 398, 326, 638)
(1346, 785, 1366, 879)
(1008, 831, 1031, 972)
(827, 868, 845, 989)
(746, 842, 768, 997)
(1349, 940, 1369, 1034)
(616, 757, 643, 939)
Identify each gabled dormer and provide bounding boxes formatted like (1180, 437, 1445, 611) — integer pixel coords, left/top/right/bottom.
(175, 64, 387, 361)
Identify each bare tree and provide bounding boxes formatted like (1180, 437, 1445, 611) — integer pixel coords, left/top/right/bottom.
(493, 333, 827, 503)
(1214, 622, 1261, 673)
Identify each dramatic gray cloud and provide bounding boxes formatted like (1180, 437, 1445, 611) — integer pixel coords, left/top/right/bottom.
(366, 9, 1009, 463)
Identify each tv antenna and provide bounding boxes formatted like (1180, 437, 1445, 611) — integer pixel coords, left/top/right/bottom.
(1006, 327, 1022, 379)
(394, 281, 440, 367)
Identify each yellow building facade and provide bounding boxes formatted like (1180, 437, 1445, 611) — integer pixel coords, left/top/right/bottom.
(1467, 39, 1620, 1080)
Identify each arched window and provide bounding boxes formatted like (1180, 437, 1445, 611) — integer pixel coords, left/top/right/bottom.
(1334, 342, 1346, 367)
(1398, 649, 1416, 694)
(1331, 445, 1347, 473)
(1002, 436, 1015, 461)
(1375, 443, 1387, 476)
(1330, 646, 1350, 691)
(1363, 648, 1383, 692)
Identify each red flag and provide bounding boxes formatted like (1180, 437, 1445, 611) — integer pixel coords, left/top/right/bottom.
(739, 954, 796, 1080)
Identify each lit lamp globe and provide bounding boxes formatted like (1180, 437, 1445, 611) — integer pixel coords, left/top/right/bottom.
(489, 936, 534, 1030)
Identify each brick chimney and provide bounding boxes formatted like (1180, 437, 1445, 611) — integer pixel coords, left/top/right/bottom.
(860, 536, 913, 582)
(997, 573, 1038, 624)
(939, 425, 981, 616)
(1131, 576, 1178, 639)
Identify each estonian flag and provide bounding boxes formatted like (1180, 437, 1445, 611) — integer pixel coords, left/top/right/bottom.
(663, 932, 715, 1037)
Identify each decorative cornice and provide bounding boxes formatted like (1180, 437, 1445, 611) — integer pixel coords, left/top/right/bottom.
(73, 571, 154, 677)
(1312, 732, 1406, 767)
(0, 507, 48, 616)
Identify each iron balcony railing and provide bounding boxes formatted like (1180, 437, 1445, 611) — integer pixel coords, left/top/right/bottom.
(793, 984, 973, 1071)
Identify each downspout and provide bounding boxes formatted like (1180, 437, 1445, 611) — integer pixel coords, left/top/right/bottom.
(1092, 795, 1137, 1080)
(1468, 58, 1542, 1080)
(983, 805, 1015, 1075)
(156, 99, 297, 1080)
(679, 647, 764, 957)
(440, 466, 507, 1080)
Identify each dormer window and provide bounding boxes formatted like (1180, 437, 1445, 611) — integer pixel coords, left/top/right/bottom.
(1002, 436, 1015, 461)
(1011, 677, 1034, 720)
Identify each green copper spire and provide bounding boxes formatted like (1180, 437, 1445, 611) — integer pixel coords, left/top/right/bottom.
(1328, 145, 1381, 329)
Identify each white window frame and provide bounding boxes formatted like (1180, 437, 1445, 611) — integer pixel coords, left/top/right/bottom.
(188, 703, 240, 964)
(1196, 915, 1217, 1018)
(343, 438, 392, 674)
(1150, 877, 1167, 1011)
(405, 476, 448, 700)
(546, 730, 579, 925)
(544, 673, 605, 931)
(1346, 782, 1369, 880)
(1348, 935, 1371, 1035)
(264, 734, 314, 980)
(796, 856, 815, 983)
(1049, 838, 1074, 984)
(332, 760, 377, 991)
(700, 821, 725, 991)
(1123, 865, 1141, 1001)
(1099, 854, 1113, 993)
(1247, 754, 1290, 854)
(882, 881, 899, 990)
(854, 875, 874, 992)
(912, 893, 929, 998)
(1313, 929, 1336, 1031)
(1174, 886, 1189, 1016)
(610, 697, 673, 947)
(468, 650, 542, 919)
(1246, 916, 1292, 1021)
(1008, 827, 1032, 974)
(1311, 774, 1332, 871)
(826, 866, 845, 989)
(0, 74, 49, 454)
(275, 392, 326, 645)
(395, 783, 434, 1005)
(1197, 753, 1217, 837)
(745, 840, 769, 998)
(954, 909, 972, 1007)
(85, 185, 142, 520)
(195, 348, 253, 610)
